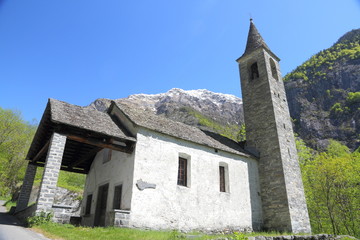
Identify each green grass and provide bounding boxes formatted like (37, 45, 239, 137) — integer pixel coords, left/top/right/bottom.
(57, 171, 86, 194)
(34, 168, 86, 194)
(0, 196, 9, 201)
(33, 223, 225, 240)
(3, 200, 17, 211)
(0, 197, 16, 211)
(33, 223, 310, 240)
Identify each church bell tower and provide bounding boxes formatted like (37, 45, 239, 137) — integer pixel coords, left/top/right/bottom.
(236, 19, 311, 233)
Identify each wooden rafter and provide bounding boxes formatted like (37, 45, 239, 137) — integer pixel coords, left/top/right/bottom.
(31, 161, 87, 174)
(66, 135, 134, 154)
(31, 140, 50, 163)
(68, 147, 101, 169)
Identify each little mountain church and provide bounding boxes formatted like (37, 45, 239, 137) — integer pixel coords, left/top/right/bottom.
(15, 20, 311, 233)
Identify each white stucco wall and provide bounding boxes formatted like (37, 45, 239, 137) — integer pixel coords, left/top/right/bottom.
(129, 128, 262, 231)
(81, 149, 135, 226)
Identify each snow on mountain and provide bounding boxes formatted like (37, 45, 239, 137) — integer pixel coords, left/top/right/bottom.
(91, 88, 244, 139)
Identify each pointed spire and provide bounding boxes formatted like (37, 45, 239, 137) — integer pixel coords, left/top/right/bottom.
(243, 19, 270, 55)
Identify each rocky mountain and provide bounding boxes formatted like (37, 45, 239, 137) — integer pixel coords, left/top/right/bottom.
(284, 28, 360, 151)
(92, 88, 245, 141)
(123, 88, 243, 125)
(92, 29, 360, 151)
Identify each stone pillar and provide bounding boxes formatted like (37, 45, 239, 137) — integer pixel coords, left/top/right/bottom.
(36, 132, 66, 213)
(15, 162, 37, 212)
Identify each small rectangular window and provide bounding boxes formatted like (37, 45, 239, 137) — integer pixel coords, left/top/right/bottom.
(85, 194, 92, 215)
(103, 149, 112, 164)
(113, 185, 122, 209)
(219, 166, 226, 192)
(177, 157, 187, 186)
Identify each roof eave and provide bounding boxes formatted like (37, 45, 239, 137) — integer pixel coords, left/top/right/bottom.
(137, 125, 253, 159)
(236, 46, 280, 63)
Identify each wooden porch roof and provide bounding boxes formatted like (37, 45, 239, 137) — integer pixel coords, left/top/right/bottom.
(26, 99, 136, 174)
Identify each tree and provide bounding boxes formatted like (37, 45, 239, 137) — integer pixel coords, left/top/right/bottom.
(236, 123, 246, 142)
(0, 107, 36, 197)
(299, 140, 360, 237)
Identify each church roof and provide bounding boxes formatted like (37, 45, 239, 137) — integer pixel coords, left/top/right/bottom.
(111, 101, 251, 157)
(28, 98, 251, 167)
(244, 19, 270, 54)
(237, 19, 279, 62)
(49, 98, 135, 141)
(243, 19, 270, 55)
(26, 99, 136, 173)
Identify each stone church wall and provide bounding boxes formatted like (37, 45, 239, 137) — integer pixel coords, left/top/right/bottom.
(128, 127, 262, 231)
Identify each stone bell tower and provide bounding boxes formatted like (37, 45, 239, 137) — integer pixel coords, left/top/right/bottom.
(236, 19, 311, 233)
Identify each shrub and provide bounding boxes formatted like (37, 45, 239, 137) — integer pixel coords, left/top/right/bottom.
(330, 102, 343, 114)
(27, 211, 53, 227)
(346, 92, 360, 105)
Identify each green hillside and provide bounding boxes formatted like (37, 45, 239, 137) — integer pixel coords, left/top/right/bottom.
(284, 29, 360, 83)
(284, 29, 360, 151)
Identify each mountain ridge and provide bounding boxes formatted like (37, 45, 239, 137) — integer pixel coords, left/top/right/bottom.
(91, 28, 360, 151)
(284, 28, 360, 151)
(91, 88, 245, 142)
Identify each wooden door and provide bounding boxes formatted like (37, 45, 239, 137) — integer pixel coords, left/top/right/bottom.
(94, 183, 109, 227)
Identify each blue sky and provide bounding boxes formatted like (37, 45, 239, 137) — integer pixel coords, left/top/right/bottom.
(0, 1, 359, 123)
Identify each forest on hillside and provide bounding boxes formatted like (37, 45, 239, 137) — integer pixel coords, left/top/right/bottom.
(284, 29, 360, 151)
(297, 139, 360, 237)
(0, 108, 85, 199)
(0, 107, 36, 196)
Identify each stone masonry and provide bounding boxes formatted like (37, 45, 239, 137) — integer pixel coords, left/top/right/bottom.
(237, 21, 311, 233)
(52, 204, 76, 224)
(113, 210, 131, 227)
(15, 163, 37, 212)
(36, 132, 66, 213)
(105, 210, 131, 227)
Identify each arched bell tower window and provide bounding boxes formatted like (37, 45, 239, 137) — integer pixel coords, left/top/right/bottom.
(249, 62, 259, 80)
(270, 58, 278, 81)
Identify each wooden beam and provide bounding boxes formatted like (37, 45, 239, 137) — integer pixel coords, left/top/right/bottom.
(31, 140, 50, 163)
(60, 166, 87, 174)
(69, 147, 101, 169)
(66, 135, 134, 153)
(31, 161, 87, 174)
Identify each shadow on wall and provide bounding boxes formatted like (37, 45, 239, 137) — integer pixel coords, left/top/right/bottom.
(247, 160, 263, 231)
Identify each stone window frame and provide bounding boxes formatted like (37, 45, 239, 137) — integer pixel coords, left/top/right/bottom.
(177, 153, 191, 187)
(113, 184, 123, 210)
(249, 61, 259, 80)
(219, 162, 230, 193)
(219, 166, 226, 192)
(269, 58, 279, 81)
(85, 193, 93, 215)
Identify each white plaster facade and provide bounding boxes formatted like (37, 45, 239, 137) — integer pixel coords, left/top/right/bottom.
(81, 149, 135, 226)
(81, 126, 262, 231)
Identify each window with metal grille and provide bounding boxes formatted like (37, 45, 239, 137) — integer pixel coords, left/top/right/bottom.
(85, 194, 92, 215)
(219, 166, 226, 192)
(113, 185, 122, 209)
(177, 157, 187, 186)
